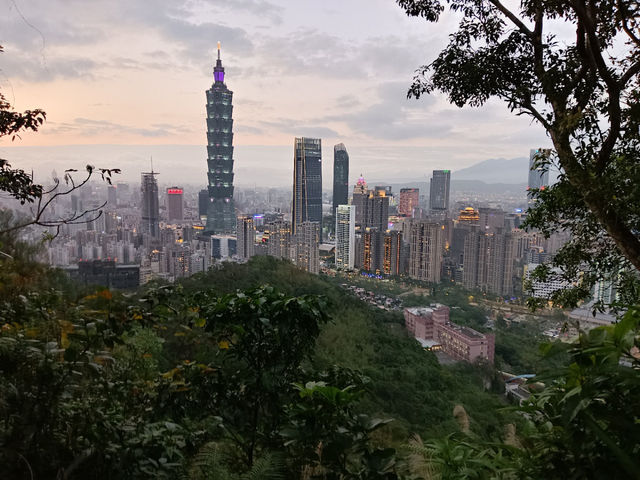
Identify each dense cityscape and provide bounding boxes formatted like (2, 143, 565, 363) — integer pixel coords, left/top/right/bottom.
(1, 0, 638, 478)
(2, 44, 616, 366)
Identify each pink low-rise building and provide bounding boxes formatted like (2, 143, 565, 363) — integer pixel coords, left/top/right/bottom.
(404, 305, 495, 364)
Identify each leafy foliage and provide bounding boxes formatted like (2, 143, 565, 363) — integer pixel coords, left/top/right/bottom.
(397, 0, 640, 309)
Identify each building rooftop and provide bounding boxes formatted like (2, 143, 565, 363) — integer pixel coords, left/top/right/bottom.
(445, 322, 485, 339)
(416, 338, 441, 348)
(405, 304, 446, 316)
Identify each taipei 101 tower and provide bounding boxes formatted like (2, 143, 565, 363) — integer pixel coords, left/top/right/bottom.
(205, 42, 236, 234)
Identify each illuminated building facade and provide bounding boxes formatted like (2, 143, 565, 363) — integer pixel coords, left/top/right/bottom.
(366, 189, 390, 231)
(382, 230, 403, 276)
(458, 207, 479, 223)
(266, 220, 293, 260)
(292, 137, 322, 235)
(205, 43, 236, 233)
(399, 188, 419, 217)
(167, 187, 184, 222)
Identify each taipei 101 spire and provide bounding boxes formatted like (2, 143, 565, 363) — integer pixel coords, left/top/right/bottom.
(204, 41, 236, 234)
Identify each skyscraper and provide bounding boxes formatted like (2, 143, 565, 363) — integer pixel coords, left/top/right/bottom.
(478, 207, 505, 233)
(236, 215, 255, 259)
(295, 221, 320, 274)
(365, 189, 390, 231)
(335, 205, 355, 270)
(399, 188, 419, 217)
(527, 148, 550, 204)
(166, 187, 184, 222)
(141, 172, 159, 237)
(292, 137, 322, 235)
(107, 185, 117, 207)
(463, 226, 516, 296)
(382, 230, 403, 276)
(266, 219, 293, 260)
(352, 175, 368, 227)
(333, 143, 349, 215)
(205, 42, 236, 234)
(429, 170, 451, 217)
(408, 221, 444, 283)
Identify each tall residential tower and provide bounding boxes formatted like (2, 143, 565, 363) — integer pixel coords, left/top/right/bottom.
(205, 42, 236, 233)
(335, 204, 355, 270)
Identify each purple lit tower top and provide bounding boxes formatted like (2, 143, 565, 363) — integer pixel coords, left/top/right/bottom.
(214, 41, 225, 83)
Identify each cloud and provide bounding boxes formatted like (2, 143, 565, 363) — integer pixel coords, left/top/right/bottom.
(42, 117, 192, 138)
(323, 81, 449, 141)
(0, 53, 98, 81)
(235, 125, 265, 135)
(258, 118, 340, 139)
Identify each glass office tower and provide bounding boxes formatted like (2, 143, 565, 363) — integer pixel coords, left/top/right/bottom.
(292, 137, 322, 235)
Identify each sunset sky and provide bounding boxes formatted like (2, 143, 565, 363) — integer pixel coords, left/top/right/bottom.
(0, 0, 550, 186)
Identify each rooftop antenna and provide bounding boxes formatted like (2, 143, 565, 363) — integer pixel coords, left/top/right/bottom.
(217, 41, 221, 60)
(150, 156, 154, 173)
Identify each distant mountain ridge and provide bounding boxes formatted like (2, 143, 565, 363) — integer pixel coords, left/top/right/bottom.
(453, 157, 529, 184)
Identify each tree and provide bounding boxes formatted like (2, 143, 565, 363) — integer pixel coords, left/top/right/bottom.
(397, 0, 640, 309)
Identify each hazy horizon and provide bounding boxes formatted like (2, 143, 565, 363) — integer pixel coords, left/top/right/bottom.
(0, 143, 532, 188)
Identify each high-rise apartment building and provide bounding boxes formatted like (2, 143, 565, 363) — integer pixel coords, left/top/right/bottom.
(205, 43, 236, 233)
(463, 226, 516, 296)
(357, 228, 381, 273)
(399, 188, 419, 217)
(266, 220, 293, 260)
(333, 143, 349, 215)
(382, 230, 403, 276)
(408, 221, 444, 283)
(335, 205, 355, 270)
(140, 172, 159, 237)
(295, 221, 320, 274)
(292, 137, 322, 235)
(236, 215, 255, 259)
(478, 207, 506, 233)
(366, 189, 390, 231)
(527, 148, 550, 204)
(429, 170, 451, 217)
(352, 175, 368, 227)
(166, 187, 184, 222)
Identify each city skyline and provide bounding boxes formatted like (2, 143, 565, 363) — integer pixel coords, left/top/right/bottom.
(0, 0, 551, 185)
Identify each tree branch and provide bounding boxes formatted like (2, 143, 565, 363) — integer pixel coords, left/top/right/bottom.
(617, 0, 640, 48)
(487, 0, 534, 38)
